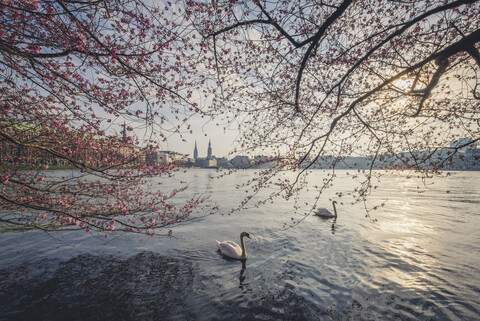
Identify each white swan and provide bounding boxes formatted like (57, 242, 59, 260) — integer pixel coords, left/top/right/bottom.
(216, 232, 251, 260)
(315, 200, 338, 218)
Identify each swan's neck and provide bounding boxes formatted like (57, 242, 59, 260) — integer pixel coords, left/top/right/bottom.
(240, 235, 247, 259)
(332, 202, 338, 217)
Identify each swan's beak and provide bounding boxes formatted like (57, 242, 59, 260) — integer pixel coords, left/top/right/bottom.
(246, 233, 251, 239)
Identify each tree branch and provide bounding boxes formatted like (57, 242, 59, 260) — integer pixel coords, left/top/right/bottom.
(467, 46, 480, 68)
(294, 0, 353, 112)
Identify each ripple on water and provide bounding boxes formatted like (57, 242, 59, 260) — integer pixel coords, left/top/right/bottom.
(0, 252, 197, 321)
(2, 170, 480, 320)
(1, 250, 478, 321)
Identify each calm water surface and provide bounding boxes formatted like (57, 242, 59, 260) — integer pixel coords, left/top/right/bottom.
(1, 169, 479, 320)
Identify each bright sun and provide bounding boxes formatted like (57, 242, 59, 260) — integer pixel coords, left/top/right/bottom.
(394, 78, 414, 94)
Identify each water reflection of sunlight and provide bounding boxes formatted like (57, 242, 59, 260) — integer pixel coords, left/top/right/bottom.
(376, 206, 436, 291)
(384, 237, 434, 290)
(401, 178, 417, 191)
(380, 216, 431, 234)
(400, 203, 411, 211)
(389, 268, 429, 289)
(376, 176, 437, 291)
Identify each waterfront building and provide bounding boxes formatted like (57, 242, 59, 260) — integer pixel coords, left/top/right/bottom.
(216, 157, 230, 168)
(465, 148, 480, 169)
(196, 158, 217, 168)
(231, 156, 252, 168)
(146, 148, 157, 165)
(158, 151, 187, 164)
(194, 141, 198, 159)
(207, 140, 212, 159)
(193, 139, 217, 167)
(450, 138, 477, 153)
(158, 152, 172, 164)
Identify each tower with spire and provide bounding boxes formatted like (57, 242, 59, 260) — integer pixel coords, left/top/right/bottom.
(193, 141, 198, 159)
(122, 121, 127, 141)
(207, 139, 212, 159)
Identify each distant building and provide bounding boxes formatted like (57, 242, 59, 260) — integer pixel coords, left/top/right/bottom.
(171, 152, 188, 163)
(231, 156, 252, 168)
(448, 138, 479, 170)
(252, 155, 277, 168)
(158, 152, 172, 164)
(194, 141, 198, 159)
(158, 151, 187, 164)
(450, 138, 477, 153)
(465, 148, 480, 169)
(193, 139, 217, 167)
(216, 157, 230, 168)
(146, 147, 157, 165)
(196, 158, 217, 168)
(207, 140, 212, 159)
(132, 146, 146, 164)
(122, 121, 127, 141)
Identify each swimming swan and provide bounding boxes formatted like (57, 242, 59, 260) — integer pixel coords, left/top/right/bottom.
(216, 231, 251, 260)
(315, 200, 338, 218)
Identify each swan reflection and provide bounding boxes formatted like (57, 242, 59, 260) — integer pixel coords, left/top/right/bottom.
(331, 219, 338, 234)
(239, 260, 247, 289)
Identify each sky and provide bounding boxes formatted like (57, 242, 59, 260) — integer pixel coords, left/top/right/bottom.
(158, 120, 239, 158)
(123, 112, 240, 158)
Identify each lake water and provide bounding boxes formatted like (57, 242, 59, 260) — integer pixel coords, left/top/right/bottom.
(1, 169, 479, 320)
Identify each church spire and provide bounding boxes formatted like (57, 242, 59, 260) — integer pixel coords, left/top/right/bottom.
(122, 121, 127, 141)
(194, 141, 198, 159)
(207, 139, 212, 159)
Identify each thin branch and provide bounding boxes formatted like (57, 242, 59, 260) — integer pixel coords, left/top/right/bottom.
(293, 0, 353, 112)
(299, 0, 479, 141)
